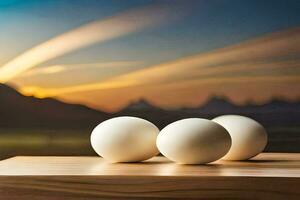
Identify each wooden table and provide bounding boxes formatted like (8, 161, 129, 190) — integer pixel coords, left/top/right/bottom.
(0, 153, 299, 199)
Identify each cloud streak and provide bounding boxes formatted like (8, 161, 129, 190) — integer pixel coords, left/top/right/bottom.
(18, 61, 143, 77)
(0, 3, 183, 83)
(23, 27, 300, 95)
(99, 27, 300, 86)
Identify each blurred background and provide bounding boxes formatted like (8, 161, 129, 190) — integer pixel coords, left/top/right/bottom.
(0, 0, 300, 159)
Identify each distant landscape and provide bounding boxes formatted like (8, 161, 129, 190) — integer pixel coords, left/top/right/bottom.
(1, 83, 299, 158)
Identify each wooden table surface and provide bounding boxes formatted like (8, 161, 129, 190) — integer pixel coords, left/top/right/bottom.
(0, 153, 300, 199)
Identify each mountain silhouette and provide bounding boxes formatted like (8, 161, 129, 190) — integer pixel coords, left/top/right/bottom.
(117, 96, 300, 128)
(0, 84, 111, 129)
(0, 83, 299, 129)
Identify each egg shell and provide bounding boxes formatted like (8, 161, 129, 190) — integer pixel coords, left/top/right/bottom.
(156, 118, 231, 164)
(212, 115, 268, 161)
(91, 116, 159, 163)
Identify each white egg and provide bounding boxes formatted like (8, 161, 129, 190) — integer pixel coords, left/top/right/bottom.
(91, 116, 159, 163)
(156, 118, 231, 164)
(212, 115, 268, 161)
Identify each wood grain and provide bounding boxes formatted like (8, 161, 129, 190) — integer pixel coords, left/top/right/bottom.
(0, 153, 300, 199)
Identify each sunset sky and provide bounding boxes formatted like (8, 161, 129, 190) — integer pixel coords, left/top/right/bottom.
(1, 0, 300, 112)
